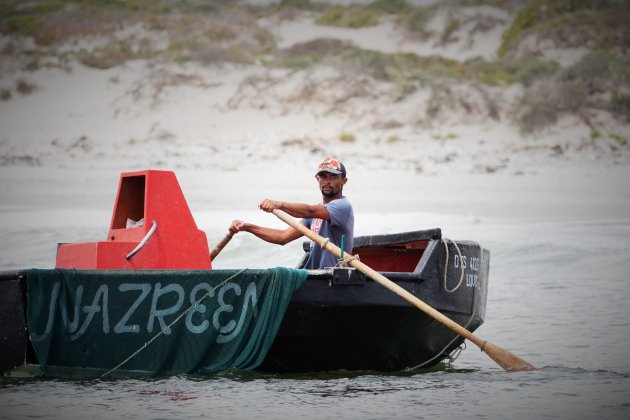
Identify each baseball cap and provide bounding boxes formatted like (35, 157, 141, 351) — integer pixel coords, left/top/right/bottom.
(315, 157, 346, 177)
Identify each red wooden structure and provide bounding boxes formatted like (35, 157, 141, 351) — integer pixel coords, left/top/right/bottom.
(56, 170, 211, 269)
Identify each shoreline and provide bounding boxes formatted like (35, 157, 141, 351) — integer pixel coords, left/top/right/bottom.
(1, 165, 629, 223)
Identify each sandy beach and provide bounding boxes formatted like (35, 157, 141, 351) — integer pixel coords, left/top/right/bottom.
(1, 0, 629, 248)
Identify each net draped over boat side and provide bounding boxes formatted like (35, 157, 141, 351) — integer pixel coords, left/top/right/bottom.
(26, 268, 308, 377)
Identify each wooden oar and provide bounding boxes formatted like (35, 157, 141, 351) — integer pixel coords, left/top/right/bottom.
(272, 209, 536, 372)
(210, 232, 233, 260)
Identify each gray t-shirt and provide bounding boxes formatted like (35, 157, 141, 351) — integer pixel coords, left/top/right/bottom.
(302, 196, 354, 269)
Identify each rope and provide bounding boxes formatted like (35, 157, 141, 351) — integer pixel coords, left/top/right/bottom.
(335, 254, 360, 268)
(99, 268, 247, 379)
(407, 242, 486, 370)
(407, 296, 478, 371)
(441, 238, 464, 293)
(445, 341, 466, 364)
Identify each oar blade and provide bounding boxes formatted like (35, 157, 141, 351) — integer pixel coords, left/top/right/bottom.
(482, 341, 536, 372)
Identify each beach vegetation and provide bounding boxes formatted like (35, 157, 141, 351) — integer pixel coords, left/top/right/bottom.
(274, 0, 321, 12)
(511, 48, 630, 134)
(167, 38, 194, 53)
(368, 0, 412, 14)
(497, 0, 543, 57)
(514, 77, 587, 134)
(440, 18, 461, 45)
(316, 6, 379, 28)
(561, 50, 614, 84)
(2, 13, 49, 46)
(77, 41, 140, 69)
(400, 6, 435, 36)
(1, 88, 12, 101)
(340, 49, 462, 98)
(204, 25, 237, 42)
(386, 135, 400, 144)
(0, 0, 628, 139)
(498, 0, 630, 57)
(610, 133, 628, 147)
(0, 41, 15, 56)
(278, 38, 347, 69)
(253, 27, 277, 54)
(339, 132, 356, 143)
(22, 58, 40, 71)
(15, 78, 37, 95)
(590, 129, 601, 140)
(76, 0, 177, 14)
(431, 133, 458, 141)
(466, 57, 559, 86)
(423, 55, 464, 81)
(282, 54, 320, 69)
(610, 94, 630, 121)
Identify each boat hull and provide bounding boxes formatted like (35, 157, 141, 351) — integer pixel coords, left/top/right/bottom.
(0, 275, 28, 374)
(0, 231, 489, 375)
(259, 270, 486, 372)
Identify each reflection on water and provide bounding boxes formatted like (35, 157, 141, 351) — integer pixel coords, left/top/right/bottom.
(2, 367, 629, 420)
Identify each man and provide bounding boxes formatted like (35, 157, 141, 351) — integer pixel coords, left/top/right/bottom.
(229, 157, 354, 269)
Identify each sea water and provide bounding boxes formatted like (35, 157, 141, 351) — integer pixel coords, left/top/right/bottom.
(1, 210, 629, 419)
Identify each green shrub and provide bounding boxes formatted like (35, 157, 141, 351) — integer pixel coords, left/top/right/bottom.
(279, 38, 348, 69)
(498, 0, 545, 56)
(466, 57, 559, 86)
(0, 88, 12, 101)
(16, 78, 37, 95)
(368, 0, 411, 14)
(499, 0, 630, 57)
(440, 18, 461, 44)
(514, 77, 589, 134)
(275, 0, 320, 12)
(339, 132, 356, 143)
(316, 6, 379, 28)
(205, 25, 237, 42)
(282, 55, 320, 69)
(610, 94, 630, 121)
(516, 59, 561, 86)
(77, 42, 138, 69)
(610, 133, 628, 146)
(423, 56, 464, 81)
(400, 6, 434, 34)
(561, 50, 612, 82)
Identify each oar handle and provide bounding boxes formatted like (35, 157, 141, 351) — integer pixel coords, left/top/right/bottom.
(210, 232, 234, 260)
(272, 209, 535, 372)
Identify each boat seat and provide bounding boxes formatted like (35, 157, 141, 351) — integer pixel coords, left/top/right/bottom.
(301, 228, 441, 253)
(353, 229, 441, 248)
(298, 229, 442, 271)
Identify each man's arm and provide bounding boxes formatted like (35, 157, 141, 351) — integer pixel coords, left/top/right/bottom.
(258, 199, 330, 221)
(229, 220, 303, 245)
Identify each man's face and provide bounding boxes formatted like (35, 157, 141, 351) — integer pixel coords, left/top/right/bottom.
(316, 172, 346, 198)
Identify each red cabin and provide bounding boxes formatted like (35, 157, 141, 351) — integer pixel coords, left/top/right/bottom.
(56, 170, 211, 270)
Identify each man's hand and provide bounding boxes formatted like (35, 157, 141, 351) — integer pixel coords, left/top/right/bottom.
(258, 199, 282, 213)
(229, 220, 246, 235)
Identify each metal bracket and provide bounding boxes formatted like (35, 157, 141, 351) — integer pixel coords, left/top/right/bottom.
(331, 267, 365, 286)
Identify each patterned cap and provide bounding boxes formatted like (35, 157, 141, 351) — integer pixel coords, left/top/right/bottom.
(316, 157, 346, 177)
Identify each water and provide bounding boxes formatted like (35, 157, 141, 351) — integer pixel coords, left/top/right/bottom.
(1, 211, 630, 419)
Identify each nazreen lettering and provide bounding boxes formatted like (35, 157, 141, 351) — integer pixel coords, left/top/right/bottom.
(30, 280, 259, 343)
